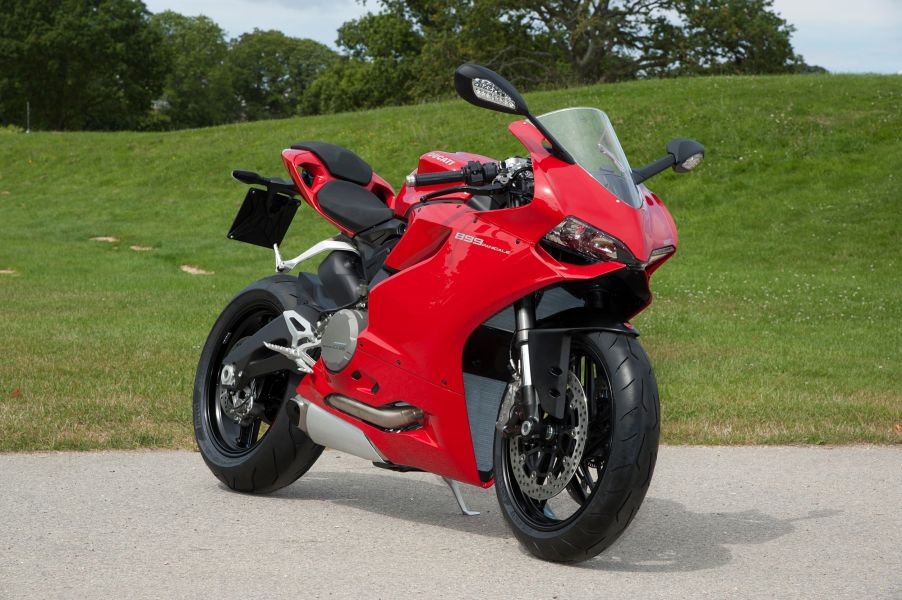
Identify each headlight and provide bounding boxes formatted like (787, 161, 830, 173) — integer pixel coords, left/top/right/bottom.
(542, 217, 640, 266)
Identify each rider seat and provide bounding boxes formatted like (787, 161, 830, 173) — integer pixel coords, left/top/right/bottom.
(290, 141, 392, 234)
(317, 180, 393, 234)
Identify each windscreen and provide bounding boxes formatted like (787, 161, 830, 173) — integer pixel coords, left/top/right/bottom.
(537, 107, 642, 208)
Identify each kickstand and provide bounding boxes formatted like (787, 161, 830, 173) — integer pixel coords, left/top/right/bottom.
(440, 477, 480, 516)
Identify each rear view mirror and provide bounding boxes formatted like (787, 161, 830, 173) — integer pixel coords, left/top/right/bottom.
(667, 138, 705, 173)
(454, 63, 529, 116)
(454, 63, 575, 164)
(633, 138, 705, 184)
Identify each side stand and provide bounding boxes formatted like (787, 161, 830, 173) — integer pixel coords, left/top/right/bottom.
(440, 477, 480, 516)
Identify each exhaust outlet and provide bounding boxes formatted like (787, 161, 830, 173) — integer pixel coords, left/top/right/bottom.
(327, 395, 424, 430)
(288, 395, 384, 462)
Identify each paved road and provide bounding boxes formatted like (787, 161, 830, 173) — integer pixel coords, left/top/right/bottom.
(1, 447, 899, 599)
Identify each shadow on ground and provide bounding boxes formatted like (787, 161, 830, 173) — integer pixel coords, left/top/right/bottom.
(584, 500, 840, 572)
(258, 469, 841, 572)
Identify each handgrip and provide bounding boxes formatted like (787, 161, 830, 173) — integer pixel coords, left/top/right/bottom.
(406, 161, 500, 188)
(406, 169, 466, 187)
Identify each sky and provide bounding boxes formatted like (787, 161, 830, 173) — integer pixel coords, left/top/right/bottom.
(142, 0, 902, 74)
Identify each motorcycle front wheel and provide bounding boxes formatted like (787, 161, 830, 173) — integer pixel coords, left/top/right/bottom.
(494, 332, 660, 563)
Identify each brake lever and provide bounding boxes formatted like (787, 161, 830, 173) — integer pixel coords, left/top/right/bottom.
(418, 183, 504, 203)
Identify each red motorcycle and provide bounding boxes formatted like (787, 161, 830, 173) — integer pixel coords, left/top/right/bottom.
(193, 64, 704, 562)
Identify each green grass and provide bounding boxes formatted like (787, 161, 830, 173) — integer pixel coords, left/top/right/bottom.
(1, 74, 900, 450)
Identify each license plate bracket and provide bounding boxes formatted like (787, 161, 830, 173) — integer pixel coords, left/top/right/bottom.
(227, 187, 301, 248)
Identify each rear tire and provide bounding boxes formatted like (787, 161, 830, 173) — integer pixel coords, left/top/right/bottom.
(494, 332, 660, 562)
(193, 276, 323, 494)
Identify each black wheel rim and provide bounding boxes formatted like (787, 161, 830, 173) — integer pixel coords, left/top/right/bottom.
(501, 338, 614, 531)
(203, 301, 290, 457)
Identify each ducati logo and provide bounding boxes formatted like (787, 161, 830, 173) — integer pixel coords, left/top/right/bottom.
(427, 152, 456, 166)
(454, 232, 511, 255)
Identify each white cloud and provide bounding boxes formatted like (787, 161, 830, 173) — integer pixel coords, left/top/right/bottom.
(771, 0, 902, 28)
(771, 0, 902, 72)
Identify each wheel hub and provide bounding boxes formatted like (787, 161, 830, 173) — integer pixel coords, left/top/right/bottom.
(218, 378, 257, 423)
(502, 372, 589, 501)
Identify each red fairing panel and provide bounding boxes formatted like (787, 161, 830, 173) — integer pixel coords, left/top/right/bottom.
(298, 201, 620, 485)
(500, 121, 678, 262)
(294, 120, 678, 486)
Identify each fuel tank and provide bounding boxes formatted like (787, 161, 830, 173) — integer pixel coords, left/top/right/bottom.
(390, 150, 496, 218)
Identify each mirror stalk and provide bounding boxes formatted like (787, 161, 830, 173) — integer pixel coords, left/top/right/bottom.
(632, 155, 675, 185)
(527, 114, 575, 164)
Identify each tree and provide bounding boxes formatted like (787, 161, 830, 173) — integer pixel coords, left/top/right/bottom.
(301, 11, 423, 114)
(667, 0, 800, 75)
(366, 0, 804, 86)
(227, 30, 337, 121)
(397, 0, 566, 98)
(505, 0, 801, 81)
(0, 0, 165, 130)
(304, 0, 562, 114)
(502, 0, 673, 83)
(150, 11, 236, 129)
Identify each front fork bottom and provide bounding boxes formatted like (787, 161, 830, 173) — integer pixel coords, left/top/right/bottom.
(502, 295, 540, 437)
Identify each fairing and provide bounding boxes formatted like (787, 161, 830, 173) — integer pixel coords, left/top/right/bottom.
(288, 117, 678, 486)
(536, 107, 642, 208)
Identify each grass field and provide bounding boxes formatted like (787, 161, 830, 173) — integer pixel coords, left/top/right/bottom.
(0, 74, 900, 450)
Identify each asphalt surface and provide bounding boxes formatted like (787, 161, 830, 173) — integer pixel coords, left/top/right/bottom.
(1, 446, 899, 599)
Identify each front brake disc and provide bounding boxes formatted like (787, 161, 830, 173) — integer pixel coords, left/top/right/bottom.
(506, 372, 589, 501)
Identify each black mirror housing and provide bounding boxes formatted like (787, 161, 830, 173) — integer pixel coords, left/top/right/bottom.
(667, 138, 705, 173)
(454, 63, 529, 116)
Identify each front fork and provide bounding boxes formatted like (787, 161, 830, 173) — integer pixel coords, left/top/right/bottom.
(503, 295, 541, 436)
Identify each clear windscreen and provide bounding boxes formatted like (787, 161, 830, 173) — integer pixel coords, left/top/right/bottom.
(536, 107, 642, 208)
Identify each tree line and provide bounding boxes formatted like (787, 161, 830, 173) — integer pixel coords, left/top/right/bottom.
(0, 0, 818, 131)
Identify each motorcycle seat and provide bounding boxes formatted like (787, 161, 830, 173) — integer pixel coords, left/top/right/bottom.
(291, 141, 373, 186)
(317, 180, 393, 234)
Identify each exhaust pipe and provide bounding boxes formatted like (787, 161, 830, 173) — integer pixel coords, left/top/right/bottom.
(288, 395, 385, 463)
(327, 395, 424, 430)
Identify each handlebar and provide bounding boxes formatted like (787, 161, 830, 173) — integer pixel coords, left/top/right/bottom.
(407, 160, 499, 188)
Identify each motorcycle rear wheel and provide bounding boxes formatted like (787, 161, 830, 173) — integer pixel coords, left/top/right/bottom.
(494, 332, 660, 563)
(193, 276, 323, 494)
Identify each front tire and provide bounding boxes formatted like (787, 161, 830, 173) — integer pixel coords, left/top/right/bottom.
(494, 332, 660, 563)
(193, 276, 323, 494)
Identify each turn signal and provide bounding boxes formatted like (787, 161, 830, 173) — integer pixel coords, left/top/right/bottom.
(647, 245, 675, 265)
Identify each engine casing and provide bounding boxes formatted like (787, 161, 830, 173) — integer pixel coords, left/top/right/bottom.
(320, 309, 367, 372)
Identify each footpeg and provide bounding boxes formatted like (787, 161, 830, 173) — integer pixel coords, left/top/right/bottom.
(440, 476, 480, 516)
(264, 341, 316, 373)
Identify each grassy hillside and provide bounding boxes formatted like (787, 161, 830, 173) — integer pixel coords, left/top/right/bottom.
(0, 74, 899, 450)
